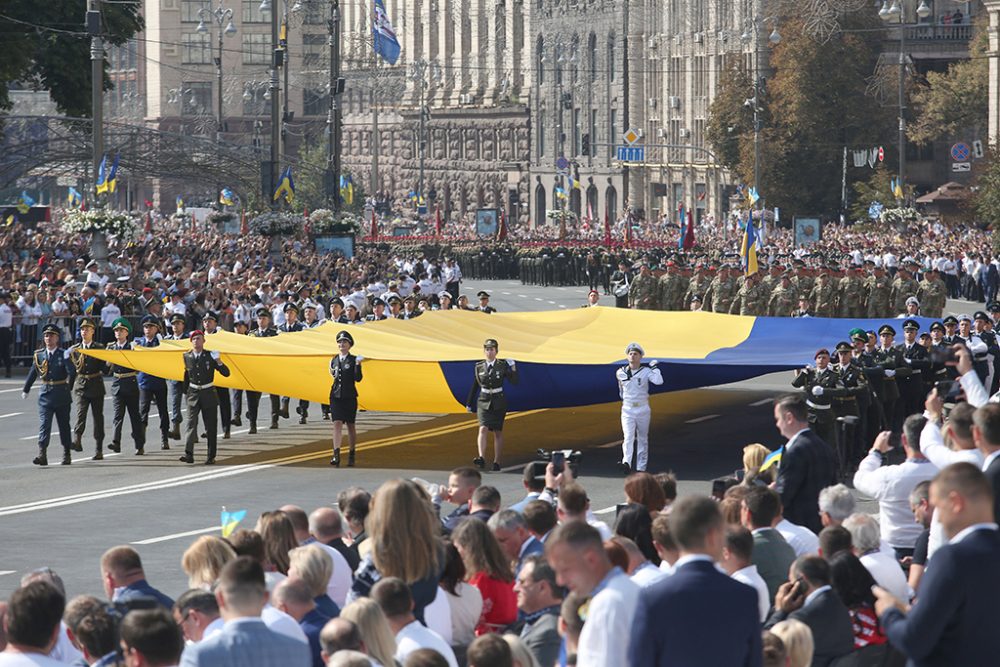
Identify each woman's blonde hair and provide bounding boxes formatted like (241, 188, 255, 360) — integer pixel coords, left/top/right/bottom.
(181, 536, 236, 590)
(288, 544, 332, 597)
(255, 511, 299, 575)
(367, 479, 441, 583)
(742, 443, 771, 473)
(340, 598, 397, 667)
(771, 619, 814, 667)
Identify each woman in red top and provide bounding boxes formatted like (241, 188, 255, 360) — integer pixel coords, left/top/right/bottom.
(452, 519, 517, 635)
(829, 552, 889, 648)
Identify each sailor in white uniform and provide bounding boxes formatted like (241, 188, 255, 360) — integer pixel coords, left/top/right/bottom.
(616, 342, 663, 473)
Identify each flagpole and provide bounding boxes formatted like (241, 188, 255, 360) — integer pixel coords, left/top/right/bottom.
(327, 0, 343, 212)
(87, 0, 103, 202)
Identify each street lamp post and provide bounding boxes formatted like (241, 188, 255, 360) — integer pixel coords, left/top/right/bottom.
(259, 0, 281, 207)
(197, 3, 237, 144)
(880, 0, 931, 202)
(743, 18, 780, 213)
(327, 0, 343, 211)
(409, 59, 441, 212)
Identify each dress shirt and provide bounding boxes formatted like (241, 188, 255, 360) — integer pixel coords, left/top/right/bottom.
(732, 564, 771, 623)
(260, 604, 308, 643)
(775, 518, 820, 557)
(576, 567, 639, 667)
(983, 450, 1000, 473)
(803, 584, 832, 608)
(630, 561, 667, 588)
(949, 522, 999, 545)
(616, 364, 663, 403)
(860, 551, 911, 601)
(395, 620, 458, 667)
(509, 492, 541, 514)
(203, 617, 224, 640)
(853, 454, 938, 549)
(919, 416, 983, 469)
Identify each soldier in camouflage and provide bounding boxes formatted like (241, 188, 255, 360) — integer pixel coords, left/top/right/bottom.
(729, 271, 769, 316)
(793, 260, 815, 304)
(809, 265, 840, 317)
(657, 262, 683, 311)
(629, 262, 659, 310)
(767, 273, 799, 317)
(863, 261, 893, 319)
(684, 263, 712, 308)
(890, 260, 921, 315)
(705, 265, 738, 314)
(917, 267, 948, 318)
(836, 265, 866, 318)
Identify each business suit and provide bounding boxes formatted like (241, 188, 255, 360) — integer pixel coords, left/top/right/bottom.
(985, 455, 1000, 525)
(516, 535, 545, 574)
(766, 588, 854, 667)
(881, 527, 1000, 667)
(113, 578, 175, 609)
(629, 559, 762, 667)
(775, 429, 838, 533)
(180, 617, 311, 667)
(519, 612, 560, 667)
(181, 350, 230, 463)
(752, 528, 797, 603)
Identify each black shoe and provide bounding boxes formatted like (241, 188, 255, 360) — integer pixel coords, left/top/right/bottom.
(270, 419, 279, 430)
(135, 448, 145, 456)
(298, 416, 307, 425)
(249, 423, 257, 434)
(72, 437, 83, 452)
(322, 412, 330, 421)
(33, 453, 48, 466)
(108, 442, 121, 453)
(473, 456, 486, 469)
(61, 452, 72, 465)
(492, 462, 501, 472)
(93, 450, 103, 461)
(280, 407, 290, 419)
(295, 406, 303, 416)
(619, 461, 631, 475)
(348, 452, 356, 467)
(330, 451, 341, 467)
(205, 457, 216, 465)
(161, 438, 170, 450)
(169, 424, 181, 440)
(232, 416, 242, 426)
(201, 432, 208, 439)
(223, 429, 231, 439)
(178, 454, 194, 463)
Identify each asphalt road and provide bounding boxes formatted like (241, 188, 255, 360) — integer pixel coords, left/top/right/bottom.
(0, 282, 979, 599)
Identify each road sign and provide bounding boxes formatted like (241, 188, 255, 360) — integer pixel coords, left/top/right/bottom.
(973, 140, 984, 159)
(877, 146, 884, 162)
(555, 156, 570, 172)
(952, 162, 971, 172)
(623, 128, 640, 146)
(951, 142, 970, 162)
(616, 145, 645, 162)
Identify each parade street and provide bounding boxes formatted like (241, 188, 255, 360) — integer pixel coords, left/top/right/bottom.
(0, 282, 976, 599)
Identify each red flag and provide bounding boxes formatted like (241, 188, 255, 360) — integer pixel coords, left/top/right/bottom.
(624, 216, 632, 246)
(496, 209, 507, 242)
(80, 197, 87, 212)
(144, 211, 152, 234)
(435, 205, 443, 236)
(371, 209, 379, 241)
(143, 199, 153, 209)
(683, 209, 696, 250)
(603, 210, 611, 247)
(240, 209, 248, 235)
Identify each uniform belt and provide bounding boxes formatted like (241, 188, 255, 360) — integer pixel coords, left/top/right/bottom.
(480, 387, 504, 394)
(188, 382, 214, 390)
(43, 379, 69, 386)
(975, 355, 989, 361)
(624, 400, 647, 408)
(806, 400, 831, 410)
(833, 397, 855, 402)
(79, 372, 102, 379)
(113, 372, 137, 378)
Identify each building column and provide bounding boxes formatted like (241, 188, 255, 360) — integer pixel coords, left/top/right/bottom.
(986, 1, 1000, 146)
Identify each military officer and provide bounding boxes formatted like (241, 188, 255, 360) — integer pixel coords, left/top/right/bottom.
(706, 265, 737, 314)
(106, 317, 146, 455)
(833, 340, 870, 469)
(792, 348, 847, 450)
(178, 329, 230, 465)
(942, 315, 964, 345)
(927, 321, 954, 383)
(364, 298, 389, 322)
(133, 314, 170, 450)
(436, 291, 455, 310)
(616, 342, 663, 474)
(164, 313, 189, 441)
(400, 295, 422, 320)
(863, 261, 892, 318)
(792, 260, 815, 304)
(477, 291, 497, 314)
(767, 273, 798, 317)
(837, 265, 865, 318)
(611, 260, 631, 309)
(852, 327, 887, 439)
(22, 323, 75, 466)
(873, 324, 908, 431)
(277, 302, 307, 424)
(229, 318, 250, 425)
(729, 270, 768, 316)
(465, 338, 519, 471)
(68, 317, 106, 458)
(973, 310, 1000, 393)
(329, 330, 364, 467)
(629, 262, 658, 310)
(809, 265, 839, 317)
(898, 318, 931, 418)
(917, 267, 947, 318)
(657, 262, 683, 312)
(202, 311, 233, 439)
(246, 307, 281, 433)
(890, 260, 920, 314)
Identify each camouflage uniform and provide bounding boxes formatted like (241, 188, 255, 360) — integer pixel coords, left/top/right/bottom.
(729, 276, 769, 316)
(917, 275, 948, 318)
(890, 272, 921, 315)
(863, 273, 893, 319)
(706, 272, 737, 314)
(684, 272, 712, 306)
(767, 281, 799, 317)
(793, 271, 814, 303)
(837, 273, 865, 318)
(630, 271, 659, 310)
(809, 276, 840, 318)
(657, 271, 683, 311)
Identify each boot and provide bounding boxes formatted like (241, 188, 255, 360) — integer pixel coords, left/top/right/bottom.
(280, 406, 290, 419)
(473, 456, 485, 469)
(249, 422, 257, 435)
(232, 415, 242, 426)
(330, 449, 340, 467)
(33, 449, 47, 466)
(178, 454, 194, 464)
(72, 435, 83, 452)
(61, 450, 72, 465)
(93, 445, 103, 461)
(135, 446, 145, 455)
(223, 428, 231, 440)
(270, 417, 279, 430)
(169, 423, 181, 440)
(161, 435, 170, 450)
(347, 449, 356, 467)
(298, 414, 307, 425)
(108, 442, 121, 453)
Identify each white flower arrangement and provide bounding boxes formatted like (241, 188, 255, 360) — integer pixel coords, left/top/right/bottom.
(206, 210, 236, 225)
(249, 211, 304, 237)
(61, 208, 138, 238)
(879, 207, 920, 226)
(309, 209, 360, 234)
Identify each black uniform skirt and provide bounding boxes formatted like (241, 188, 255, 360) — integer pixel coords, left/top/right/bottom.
(329, 394, 358, 424)
(477, 395, 507, 431)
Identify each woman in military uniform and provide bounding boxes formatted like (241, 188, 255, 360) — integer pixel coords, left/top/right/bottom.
(465, 338, 519, 471)
(329, 330, 363, 467)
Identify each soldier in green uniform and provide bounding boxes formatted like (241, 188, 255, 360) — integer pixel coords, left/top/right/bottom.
(837, 265, 865, 318)
(729, 270, 768, 316)
(793, 260, 815, 304)
(656, 262, 681, 311)
(792, 348, 848, 451)
(705, 265, 737, 314)
(832, 340, 869, 470)
(809, 265, 839, 317)
(629, 262, 658, 310)
(761, 262, 785, 296)
(177, 329, 230, 465)
(465, 338, 519, 471)
(69, 317, 105, 459)
(890, 260, 921, 315)
(684, 263, 712, 308)
(863, 261, 893, 318)
(917, 267, 948, 318)
(767, 273, 799, 317)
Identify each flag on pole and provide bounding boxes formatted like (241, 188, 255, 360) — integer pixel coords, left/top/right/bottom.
(624, 216, 633, 245)
(370, 209, 379, 240)
(221, 507, 247, 538)
(603, 210, 611, 247)
(176, 196, 185, 214)
(273, 167, 295, 204)
(496, 209, 507, 241)
(435, 205, 443, 236)
(372, 0, 401, 65)
(17, 191, 35, 214)
(106, 153, 120, 194)
(219, 188, 235, 206)
(740, 215, 759, 276)
(144, 211, 152, 234)
(67, 187, 82, 208)
(683, 208, 696, 250)
(747, 187, 760, 206)
(339, 174, 354, 206)
(893, 178, 903, 199)
(95, 154, 109, 194)
(677, 203, 686, 250)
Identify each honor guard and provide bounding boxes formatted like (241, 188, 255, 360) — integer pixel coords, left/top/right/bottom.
(164, 313, 190, 441)
(328, 298, 349, 324)
(106, 318, 146, 455)
(832, 341, 870, 469)
(898, 319, 931, 418)
(400, 295, 422, 320)
(69, 317, 106, 459)
(436, 291, 454, 310)
(22, 324, 75, 466)
(278, 302, 307, 424)
(477, 291, 496, 314)
(465, 338, 519, 471)
(202, 311, 233, 439)
(364, 298, 389, 322)
(177, 330, 231, 465)
(246, 308, 280, 433)
(329, 330, 363, 467)
(973, 310, 1000, 394)
(873, 324, 909, 431)
(850, 328, 886, 445)
(616, 342, 664, 474)
(302, 301, 325, 327)
(941, 315, 964, 346)
(792, 348, 848, 451)
(134, 315, 171, 450)
(229, 318, 249, 426)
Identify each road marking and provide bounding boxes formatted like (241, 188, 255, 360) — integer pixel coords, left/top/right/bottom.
(132, 525, 222, 545)
(559, 305, 567, 308)
(517, 295, 527, 298)
(0, 388, 25, 394)
(0, 570, 16, 576)
(0, 410, 544, 517)
(0, 412, 24, 419)
(502, 292, 511, 295)
(749, 398, 773, 407)
(547, 301, 556, 305)
(593, 506, 617, 515)
(685, 414, 720, 424)
(534, 298, 543, 301)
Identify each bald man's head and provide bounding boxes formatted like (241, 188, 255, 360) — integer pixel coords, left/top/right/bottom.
(308, 507, 345, 542)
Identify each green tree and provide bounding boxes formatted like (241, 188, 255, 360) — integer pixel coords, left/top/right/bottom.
(294, 142, 365, 213)
(909, 16, 988, 146)
(849, 163, 896, 221)
(972, 150, 1000, 244)
(0, 1, 143, 116)
(705, 63, 754, 169)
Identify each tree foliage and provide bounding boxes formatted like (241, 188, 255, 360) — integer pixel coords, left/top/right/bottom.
(294, 141, 365, 214)
(849, 163, 897, 222)
(705, 63, 754, 170)
(972, 150, 1000, 235)
(0, 0, 143, 116)
(909, 16, 988, 146)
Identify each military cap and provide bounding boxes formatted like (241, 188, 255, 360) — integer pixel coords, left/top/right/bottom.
(170, 313, 186, 324)
(86, 259, 98, 269)
(387, 295, 402, 305)
(848, 327, 867, 341)
(625, 342, 644, 356)
(902, 318, 920, 331)
(41, 323, 62, 337)
(404, 294, 416, 303)
(835, 341, 853, 353)
(256, 307, 272, 318)
(589, 289, 600, 297)
(330, 297, 344, 308)
(78, 317, 97, 329)
(989, 302, 1000, 312)
(484, 338, 499, 349)
(477, 290, 490, 299)
(202, 310, 218, 322)
(690, 294, 702, 303)
(878, 324, 896, 336)
(140, 315, 160, 329)
(815, 348, 830, 358)
(862, 259, 875, 266)
(975, 310, 990, 322)
(929, 321, 945, 332)
(336, 330, 354, 345)
(283, 302, 299, 314)
(302, 300, 318, 311)
(905, 296, 920, 307)
(345, 302, 359, 311)
(943, 315, 958, 326)
(958, 313, 972, 323)
(372, 297, 387, 308)
(233, 319, 250, 329)
(111, 317, 131, 333)
(189, 329, 205, 340)
(438, 291, 453, 301)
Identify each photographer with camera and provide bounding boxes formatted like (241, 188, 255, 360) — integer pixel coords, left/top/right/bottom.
(616, 342, 663, 474)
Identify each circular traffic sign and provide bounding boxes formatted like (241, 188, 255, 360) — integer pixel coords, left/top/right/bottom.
(556, 157, 570, 171)
(951, 142, 970, 162)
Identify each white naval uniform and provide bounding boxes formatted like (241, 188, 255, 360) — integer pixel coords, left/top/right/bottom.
(616, 363, 663, 471)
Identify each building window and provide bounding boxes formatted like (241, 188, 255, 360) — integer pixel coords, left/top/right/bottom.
(609, 108, 617, 157)
(182, 81, 212, 116)
(302, 1, 327, 24)
(589, 108, 597, 157)
(242, 0, 270, 24)
(589, 33, 597, 82)
(607, 34, 615, 82)
(304, 88, 329, 116)
(182, 32, 212, 64)
(181, 0, 203, 22)
(244, 87, 268, 116)
(572, 107, 581, 155)
(242, 33, 270, 64)
(538, 108, 546, 157)
(302, 33, 327, 69)
(536, 36, 544, 85)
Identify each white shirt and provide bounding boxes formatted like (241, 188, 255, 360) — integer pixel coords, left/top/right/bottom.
(576, 569, 639, 667)
(919, 415, 984, 469)
(446, 582, 483, 648)
(395, 620, 458, 667)
(0, 303, 11, 328)
(313, 542, 352, 608)
(49, 621, 84, 663)
(949, 522, 999, 545)
(859, 550, 911, 601)
(616, 364, 664, 404)
(775, 518, 820, 557)
(423, 586, 453, 646)
(260, 604, 308, 643)
(0, 652, 71, 666)
(732, 564, 770, 623)
(630, 561, 667, 588)
(202, 617, 224, 641)
(588, 517, 613, 541)
(853, 454, 938, 549)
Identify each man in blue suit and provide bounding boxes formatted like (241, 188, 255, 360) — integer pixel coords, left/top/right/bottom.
(100, 546, 175, 610)
(22, 323, 75, 466)
(773, 394, 838, 533)
(489, 509, 544, 575)
(875, 463, 1000, 667)
(181, 556, 311, 667)
(628, 495, 762, 667)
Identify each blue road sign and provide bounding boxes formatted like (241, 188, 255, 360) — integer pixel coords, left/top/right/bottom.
(616, 145, 645, 162)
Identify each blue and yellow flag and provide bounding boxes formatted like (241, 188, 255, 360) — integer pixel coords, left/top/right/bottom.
(16, 191, 35, 214)
(340, 174, 354, 206)
(4, 214, 15, 226)
(759, 447, 782, 472)
(219, 188, 235, 206)
(568, 175, 581, 190)
(221, 507, 247, 538)
(95, 154, 109, 194)
(176, 195, 185, 213)
(273, 166, 295, 204)
(106, 153, 120, 194)
(68, 187, 82, 208)
(554, 185, 567, 200)
(740, 215, 758, 276)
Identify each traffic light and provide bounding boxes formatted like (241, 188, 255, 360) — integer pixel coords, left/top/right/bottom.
(581, 133, 590, 155)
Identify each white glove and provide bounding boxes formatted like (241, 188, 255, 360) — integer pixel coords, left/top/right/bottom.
(903, 357, 912, 365)
(210, 351, 220, 360)
(884, 369, 896, 378)
(649, 359, 658, 368)
(356, 355, 364, 363)
(507, 359, 515, 368)
(811, 385, 824, 397)
(21, 391, 28, 400)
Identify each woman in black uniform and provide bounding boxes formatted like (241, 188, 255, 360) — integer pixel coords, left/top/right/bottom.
(329, 330, 363, 467)
(466, 338, 519, 471)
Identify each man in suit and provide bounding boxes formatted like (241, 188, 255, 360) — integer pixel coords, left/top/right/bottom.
(513, 554, 563, 667)
(21, 323, 75, 466)
(488, 509, 544, 575)
(68, 317, 105, 459)
(875, 463, 1000, 666)
(741, 486, 797, 603)
(100, 546, 175, 609)
(180, 556, 311, 667)
(119, 608, 184, 667)
(178, 329, 230, 465)
(773, 394, 838, 533)
(765, 555, 854, 667)
(971, 403, 1000, 523)
(629, 495, 762, 667)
